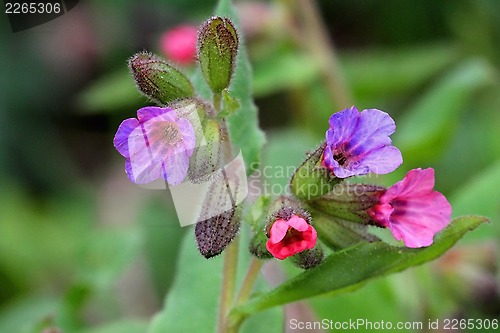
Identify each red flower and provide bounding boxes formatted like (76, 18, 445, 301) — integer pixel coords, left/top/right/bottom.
(368, 168, 452, 248)
(160, 25, 198, 65)
(266, 215, 317, 260)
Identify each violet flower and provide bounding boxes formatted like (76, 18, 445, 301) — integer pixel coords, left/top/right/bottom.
(113, 106, 196, 185)
(323, 106, 402, 178)
(368, 168, 452, 248)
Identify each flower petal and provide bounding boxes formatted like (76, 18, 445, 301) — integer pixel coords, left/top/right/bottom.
(114, 118, 140, 158)
(326, 106, 359, 148)
(344, 109, 396, 157)
(163, 148, 191, 186)
(357, 145, 403, 175)
(388, 168, 434, 197)
(137, 106, 175, 122)
(177, 117, 197, 153)
(269, 219, 289, 244)
(286, 215, 309, 232)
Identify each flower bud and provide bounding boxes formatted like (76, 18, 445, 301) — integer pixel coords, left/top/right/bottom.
(292, 246, 324, 270)
(308, 184, 384, 224)
(290, 143, 340, 200)
(194, 166, 242, 259)
(195, 206, 241, 259)
(198, 17, 239, 93)
(249, 229, 273, 259)
(128, 51, 194, 105)
(167, 98, 213, 127)
(188, 118, 226, 183)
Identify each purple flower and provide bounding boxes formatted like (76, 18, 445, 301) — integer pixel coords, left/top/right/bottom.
(368, 168, 452, 248)
(322, 106, 402, 178)
(113, 106, 196, 185)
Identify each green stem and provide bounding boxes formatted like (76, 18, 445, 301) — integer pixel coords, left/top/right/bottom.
(217, 236, 240, 333)
(235, 258, 264, 305)
(214, 92, 222, 114)
(223, 259, 263, 333)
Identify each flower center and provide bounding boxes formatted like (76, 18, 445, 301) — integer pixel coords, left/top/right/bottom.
(162, 122, 181, 146)
(281, 227, 304, 246)
(333, 152, 348, 166)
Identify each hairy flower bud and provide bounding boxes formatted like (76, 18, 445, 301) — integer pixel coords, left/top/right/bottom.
(195, 206, 241, 259)
(309, 184, 384, 224)
(292, 246, 324, 270)
(188, 118, 226, 183)
(290, 143, 340, 200)
(198, 17, 239, 93)
(128, 52, 194, 105)
(194, 163, 242, 258)
(249, 230, 273, 259)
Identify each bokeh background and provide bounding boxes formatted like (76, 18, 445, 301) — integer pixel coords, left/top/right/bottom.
(1, 0, 499, 332)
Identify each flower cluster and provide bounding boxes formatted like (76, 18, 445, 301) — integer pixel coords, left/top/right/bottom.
(112, 16, 453, 266)
(287, 105, 452, 254)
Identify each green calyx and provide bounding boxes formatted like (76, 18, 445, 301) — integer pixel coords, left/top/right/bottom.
(128, 52, 194, 105)
(290, 143, 340, 200)
(198, 16, 239, 93)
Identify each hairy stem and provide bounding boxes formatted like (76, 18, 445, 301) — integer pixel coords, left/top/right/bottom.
(217, 236, 240, 333)
(214, 92, 222, 114)
(235, 258, 264, 305)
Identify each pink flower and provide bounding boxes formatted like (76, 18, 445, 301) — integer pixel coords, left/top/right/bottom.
(368, 168, 452, 248)
(160, 25, 198, 65)
(266, 215, 318, 260)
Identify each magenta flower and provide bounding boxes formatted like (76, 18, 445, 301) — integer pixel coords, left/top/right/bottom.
(322, 106, 402, 178)
(266, 215, 318, 260)
(160, 25, 198, 65)
(368, 168, 452, 248)
(113, 106, 196, 185)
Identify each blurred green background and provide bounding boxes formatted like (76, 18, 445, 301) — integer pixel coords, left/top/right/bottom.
(1, 0, 499, 332)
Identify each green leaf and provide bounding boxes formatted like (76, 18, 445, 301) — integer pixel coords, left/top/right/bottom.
(229, 215, 487, 319)
(395, 59, 493, 165)
(191, 0, 265, 175)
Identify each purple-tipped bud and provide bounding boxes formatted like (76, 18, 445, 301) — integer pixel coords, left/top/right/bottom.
(128, 52, 194, 105)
